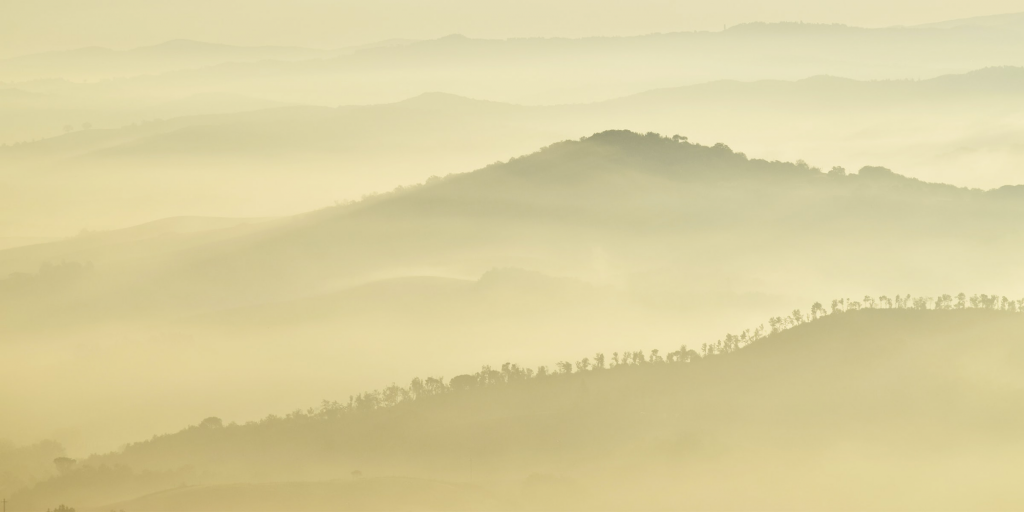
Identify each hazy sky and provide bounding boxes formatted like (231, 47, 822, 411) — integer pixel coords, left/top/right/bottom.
(1, 0, 1022, 58)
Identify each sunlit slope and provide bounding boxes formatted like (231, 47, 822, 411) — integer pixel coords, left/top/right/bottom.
(4, 130, 1024, 332)
(18, 308, 1024, 510)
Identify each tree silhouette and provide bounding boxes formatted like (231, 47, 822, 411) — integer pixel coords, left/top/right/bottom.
(286, 291, 1024, 421)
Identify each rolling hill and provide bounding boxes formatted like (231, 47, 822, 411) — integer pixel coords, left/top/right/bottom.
(3, 131, 1024, 455)
(9, 20, 1024, 108)
(7, 130, 1024, 327)
(5, 16, 1024, 146)
(5, 67, 1024, 239)
(10, 305, 1024, 510)
(0, 39, 342, 82)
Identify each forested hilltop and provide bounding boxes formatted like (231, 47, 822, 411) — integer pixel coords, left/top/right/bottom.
(7, 66, 1024, 241)
(12, 296, 1024, 511)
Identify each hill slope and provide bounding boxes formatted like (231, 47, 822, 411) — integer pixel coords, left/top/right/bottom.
(7, 130, 1024, 326)
(0, 40, 339, 82)
(5, 131, 1024, 456)
(10, 22, 1024, 107)
(12, 306, 1024, 510)
(6, 68, 1024, 238)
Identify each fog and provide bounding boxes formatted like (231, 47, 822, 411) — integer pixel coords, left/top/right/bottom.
(3, 1, 1023, 57)
(4, 3, 1024, 511)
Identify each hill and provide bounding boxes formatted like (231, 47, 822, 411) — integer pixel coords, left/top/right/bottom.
(9, 22, 1024, 107)
(917, 11, 1024, 29)
(8, 130, 1024, 326)
(4, 18, 1024, 145)
(6, 68, 1024, 238)
(4, 131, 1024, 456)
(11, 304, 1024, 510)
(0, 40, 340, 82)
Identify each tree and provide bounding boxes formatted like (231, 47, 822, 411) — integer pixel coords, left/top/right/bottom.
(199, 417, 223, 428)
(53, 457, 76, 475)
(409, 378, 426, 398)
(753, 325, 765, 341)
(811, 302, 826, 319)
(381, 384, 408, 405)
(575, 358, 591, 372)
(449, 374, 478, 392)
(650, 349, 664, 363)
(478, 366, 502, 385)
(502, 362, 528, 382)
(424, 377, 446, 395)
(791, 309, 804, 325)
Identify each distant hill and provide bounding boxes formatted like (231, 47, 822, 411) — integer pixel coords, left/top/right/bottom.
(13, 306, 1024, 510)
(917, 11, 1024, 29)
(4, 130, 1024, 328)
(6, 67, 1024, 239)
(4, 20, 1024, 129)
(0, 40, 340, 82)
(5, 131, 1024, 461)
(9, 22, 1024, 106)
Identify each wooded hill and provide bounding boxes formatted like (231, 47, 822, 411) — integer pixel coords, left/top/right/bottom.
(5, 130, 1024, 462)
(6, 67, 1024, 238)
(12, 300, 1024, 511)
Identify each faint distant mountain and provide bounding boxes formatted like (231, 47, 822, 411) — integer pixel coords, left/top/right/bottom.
(917, 11, 1024, 29)
(0, 39, 340, 82)
(7, 21, 1024, 108)
(6, 67, 1024, 239)
(4, 130, 1023, 327)
(12, 66, 1024, 163)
